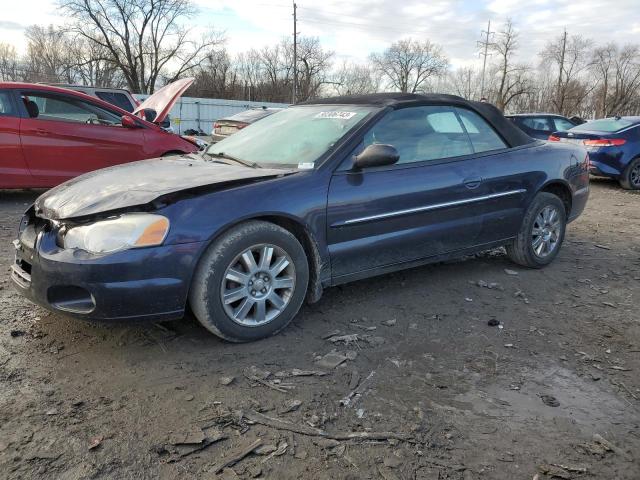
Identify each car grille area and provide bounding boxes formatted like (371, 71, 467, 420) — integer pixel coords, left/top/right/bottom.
(11, 260, 32, 288)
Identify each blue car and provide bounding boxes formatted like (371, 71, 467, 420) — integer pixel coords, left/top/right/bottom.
(12, 93, 589, 342)
(550, 116, 640, 189)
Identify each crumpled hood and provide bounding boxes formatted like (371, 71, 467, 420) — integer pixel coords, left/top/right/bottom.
(35, 155, 291, 220)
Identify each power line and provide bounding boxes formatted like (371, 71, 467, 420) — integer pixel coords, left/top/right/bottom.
(237, 2, 292, 9)
(298, 6, 433, 30)
(298, 16, 433, 37)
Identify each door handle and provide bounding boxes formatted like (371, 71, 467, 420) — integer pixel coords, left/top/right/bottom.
(35, 128, 47, 136)
(463, 177, 482, 189)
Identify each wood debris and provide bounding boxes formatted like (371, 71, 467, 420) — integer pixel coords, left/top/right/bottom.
(241, 409, 412, 442)
(212, 438, 262, 473)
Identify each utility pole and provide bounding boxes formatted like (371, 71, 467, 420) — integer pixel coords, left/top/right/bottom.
(556, 29, 567, 114)
(292, 1, 298, 104)
(477, 20, 493, 100)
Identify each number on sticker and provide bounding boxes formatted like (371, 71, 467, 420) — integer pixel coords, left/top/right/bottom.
(315, 111, 357, 120)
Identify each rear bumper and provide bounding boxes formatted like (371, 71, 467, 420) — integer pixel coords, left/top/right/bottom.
(569, 185, 589, 223)
(589, 160, 621, 178)
(11, 230, 205, 322)
(588, 152, 629, 179)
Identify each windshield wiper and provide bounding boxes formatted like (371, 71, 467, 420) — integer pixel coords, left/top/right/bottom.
(206, 151, 260, 169)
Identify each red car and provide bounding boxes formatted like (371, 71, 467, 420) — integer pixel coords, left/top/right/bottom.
(0, 79, 198, 188)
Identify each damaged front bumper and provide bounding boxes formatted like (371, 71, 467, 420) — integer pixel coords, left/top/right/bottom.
(11, 211, 205, 322)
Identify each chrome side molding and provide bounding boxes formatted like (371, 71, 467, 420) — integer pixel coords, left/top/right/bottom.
(334, 189, 527, 227)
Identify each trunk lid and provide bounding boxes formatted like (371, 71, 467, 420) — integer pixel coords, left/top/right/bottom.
(550, 130, 606, 145)
(213, 120, 248, 136)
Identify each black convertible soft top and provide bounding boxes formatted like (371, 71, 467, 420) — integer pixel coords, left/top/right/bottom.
(301, 93, 535, 148)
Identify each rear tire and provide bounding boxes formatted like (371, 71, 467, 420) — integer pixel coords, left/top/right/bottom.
(619, 158, 640, 190)
(189, 221, 309, 342)
(506, 192, 567, 268)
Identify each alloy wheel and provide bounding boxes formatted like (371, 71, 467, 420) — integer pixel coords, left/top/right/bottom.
(531, 205, 561, 258)
(220, 244, 296, 327)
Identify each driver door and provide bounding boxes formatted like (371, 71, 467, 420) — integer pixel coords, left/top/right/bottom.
(326, 105, 486, 281)
(18, 90, 147, 186)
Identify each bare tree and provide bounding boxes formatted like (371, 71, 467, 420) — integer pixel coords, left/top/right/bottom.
(235, 50, 264, 101)
(67, 38, 125, 87)
(449, 67, 482, 100)
(489, 20, 531, 111)
(190, 49, 240, 99)
(605, 45, 640, 115)
(329, 61, 379, 96)
(0, 42, 19, 81)
(24, 25, 74, 83)
(590, 43, 616, 117)
(292, 37, 333, 100)
(370, 38, 448, 93)
(260, 42, 292, 100)
(196, 36, 332, 103)
(60, 0, 223, 93)
(540, 32, 593, 115)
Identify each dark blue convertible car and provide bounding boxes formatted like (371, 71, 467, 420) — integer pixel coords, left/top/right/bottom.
(12, 93, 590, 342)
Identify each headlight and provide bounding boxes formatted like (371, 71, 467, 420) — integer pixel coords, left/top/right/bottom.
(63, 213, 170, 254)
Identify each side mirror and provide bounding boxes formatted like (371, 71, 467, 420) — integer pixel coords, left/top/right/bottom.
(353, 144, 399, 170)
(121, 115, 141, 129)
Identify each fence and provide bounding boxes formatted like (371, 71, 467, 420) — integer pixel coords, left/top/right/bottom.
(134, 95, 289, 135)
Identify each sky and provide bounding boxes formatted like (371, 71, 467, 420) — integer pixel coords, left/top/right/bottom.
(1, 0, 640, 70)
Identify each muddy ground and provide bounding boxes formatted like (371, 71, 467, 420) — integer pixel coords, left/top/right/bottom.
(0, 180, 638, 480)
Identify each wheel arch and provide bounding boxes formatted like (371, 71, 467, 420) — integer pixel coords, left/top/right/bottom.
(191, 213, 325, 305)
(620, 155, 640, 189)
(256, 215, 324, 303)
(539, 180, 572, 217)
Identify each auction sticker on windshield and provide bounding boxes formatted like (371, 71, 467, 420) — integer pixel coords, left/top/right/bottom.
(315, 111, 358, 120)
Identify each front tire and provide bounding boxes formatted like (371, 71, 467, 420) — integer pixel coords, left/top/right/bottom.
(506, 192, 567, 268)
(189, 221, 309, 342)
(619, 158, 640, 190)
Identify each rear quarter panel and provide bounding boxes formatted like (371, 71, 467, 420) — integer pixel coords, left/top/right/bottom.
(533, 141, 589, 220)
(459, 141, 587, 243)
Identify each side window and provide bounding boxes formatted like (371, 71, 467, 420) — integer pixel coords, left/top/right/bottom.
(456, 108, 507, 153)
(553, 117, 575, 131)
(363, 106, 473, 164)
(427, 111, 464, 133)
(0, 91, 17, 117)
(95, 91, 135, 113)
(521, 116, 552, 131)
(20, 92, 122, 126)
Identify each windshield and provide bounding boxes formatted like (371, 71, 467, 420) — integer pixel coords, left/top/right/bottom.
(571, 117, 635, 133)
(206, 105, 378, 167)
